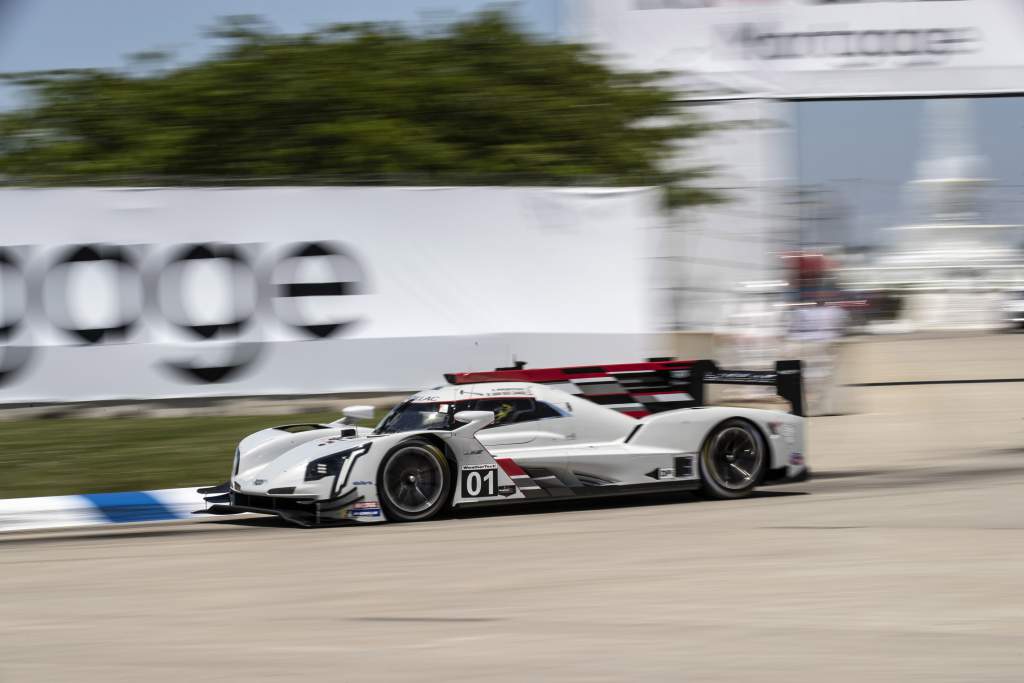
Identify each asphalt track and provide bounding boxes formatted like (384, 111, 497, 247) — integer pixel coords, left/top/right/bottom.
(2, 381, 1023, 682)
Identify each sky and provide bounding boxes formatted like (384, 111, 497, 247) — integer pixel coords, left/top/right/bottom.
(0, 0, 561, 108)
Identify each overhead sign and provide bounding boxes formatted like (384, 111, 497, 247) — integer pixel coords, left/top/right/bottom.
(0, 187, 659, 402)
(576, 0, 1024, 97)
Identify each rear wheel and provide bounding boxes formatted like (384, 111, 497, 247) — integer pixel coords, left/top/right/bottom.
(378, 439, 451, 522)
(699, 419, 767, 500)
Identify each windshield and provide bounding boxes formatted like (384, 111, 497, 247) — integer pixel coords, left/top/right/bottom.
(374, 402, 451, 434)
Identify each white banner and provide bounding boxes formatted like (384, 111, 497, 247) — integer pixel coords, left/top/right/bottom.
(574, 0, 1024, 98)
(0, 187, 660, 402)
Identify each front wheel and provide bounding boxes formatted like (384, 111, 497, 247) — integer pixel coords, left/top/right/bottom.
(699, 419, 767, 500)
(378, 439, 452, 522)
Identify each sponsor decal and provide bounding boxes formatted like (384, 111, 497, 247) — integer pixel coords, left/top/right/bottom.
(348, 509, 382, 518)
(790, 453, 805, 466)
(253, 479, 266, 486)
(348, 501, 383, 518)
(352, 480, 374, 486)
(705, 370, 776, 385)
(497, 484, 517, 497)
(487, 387, 533, 396)
(646, 463, 692, 481)
(461, 465, 499, 498)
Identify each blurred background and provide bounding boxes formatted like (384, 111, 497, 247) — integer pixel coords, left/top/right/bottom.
(1, 0, 1023, 492)
(2, 2, 1024, 681)
(0, 0, 1022, 469)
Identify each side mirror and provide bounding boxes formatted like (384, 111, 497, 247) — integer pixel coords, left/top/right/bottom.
(453, 410, 495, 434)
(342, 405, 375, 423)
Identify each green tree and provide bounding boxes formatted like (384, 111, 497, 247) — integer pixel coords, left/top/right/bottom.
(0, 11, 720, 207)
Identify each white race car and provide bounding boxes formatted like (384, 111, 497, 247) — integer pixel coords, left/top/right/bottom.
(201, 359, 808, 526)
(1006, 290, 1024, 329)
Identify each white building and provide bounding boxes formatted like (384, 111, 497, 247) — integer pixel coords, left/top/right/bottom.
(840, 100, 1024, 331)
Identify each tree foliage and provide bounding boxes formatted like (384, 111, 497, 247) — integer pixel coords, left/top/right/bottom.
(0, 11, 720, 207)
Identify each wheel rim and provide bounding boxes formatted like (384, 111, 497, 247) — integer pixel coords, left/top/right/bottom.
(708, 426, 763, 490)
(382, 446, 445, 515)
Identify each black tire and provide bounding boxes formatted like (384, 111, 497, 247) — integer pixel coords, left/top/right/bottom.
(377, 439, 452, 522)
(699, 419, 768, 500)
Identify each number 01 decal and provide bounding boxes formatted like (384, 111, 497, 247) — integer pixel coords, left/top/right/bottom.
(461, 465, 498, 498)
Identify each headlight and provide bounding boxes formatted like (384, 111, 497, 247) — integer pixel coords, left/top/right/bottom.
(304, 444, 370, 482)
(305, 453, 345, 481)
(233, 446, 241, 475)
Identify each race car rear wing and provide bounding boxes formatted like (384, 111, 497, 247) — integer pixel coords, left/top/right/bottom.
(446, 358, 805, 418)
(689, 359, 805, 417)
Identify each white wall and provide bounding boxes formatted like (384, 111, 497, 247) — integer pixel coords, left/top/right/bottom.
(0, 187, 663, 402)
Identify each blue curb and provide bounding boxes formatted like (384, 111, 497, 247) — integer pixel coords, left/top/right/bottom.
(82, 491, 180, 524)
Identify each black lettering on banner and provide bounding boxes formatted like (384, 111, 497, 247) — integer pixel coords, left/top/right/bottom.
(461, 466, 498, 498)
(929, 27, 979, 55)
(858, 30, 886, 57)
(152, 242, 264, 384)
(157, 243, 255, 340)
(161, 342, 264, 384)
(926, 28, 951, 55)
(892, 29, 921, 56)
(721, 22, 981, 62)
(0, 239, 372, 389)
(45, 244, 140, 345)
(833, 31, 856, 58)
(0, 248, 23, 342)
(0, 248, 33, 387)
(273, 242, 367, 339)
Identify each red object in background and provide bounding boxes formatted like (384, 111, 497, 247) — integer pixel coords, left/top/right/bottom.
(783, 252, 834, 281)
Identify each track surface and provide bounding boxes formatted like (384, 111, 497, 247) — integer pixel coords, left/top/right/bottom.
(2, 382, 1024, 682)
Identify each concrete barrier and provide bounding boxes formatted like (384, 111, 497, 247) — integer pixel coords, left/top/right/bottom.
(838, 332, 1024, 385)
(0, 487, 210, 533)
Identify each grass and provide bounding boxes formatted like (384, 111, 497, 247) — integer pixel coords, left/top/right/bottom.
(0, 411, 351, 499)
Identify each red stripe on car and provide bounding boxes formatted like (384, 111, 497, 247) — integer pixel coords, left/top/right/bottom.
(495, 457, 527, 477)
(447, 361, 693, 385)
